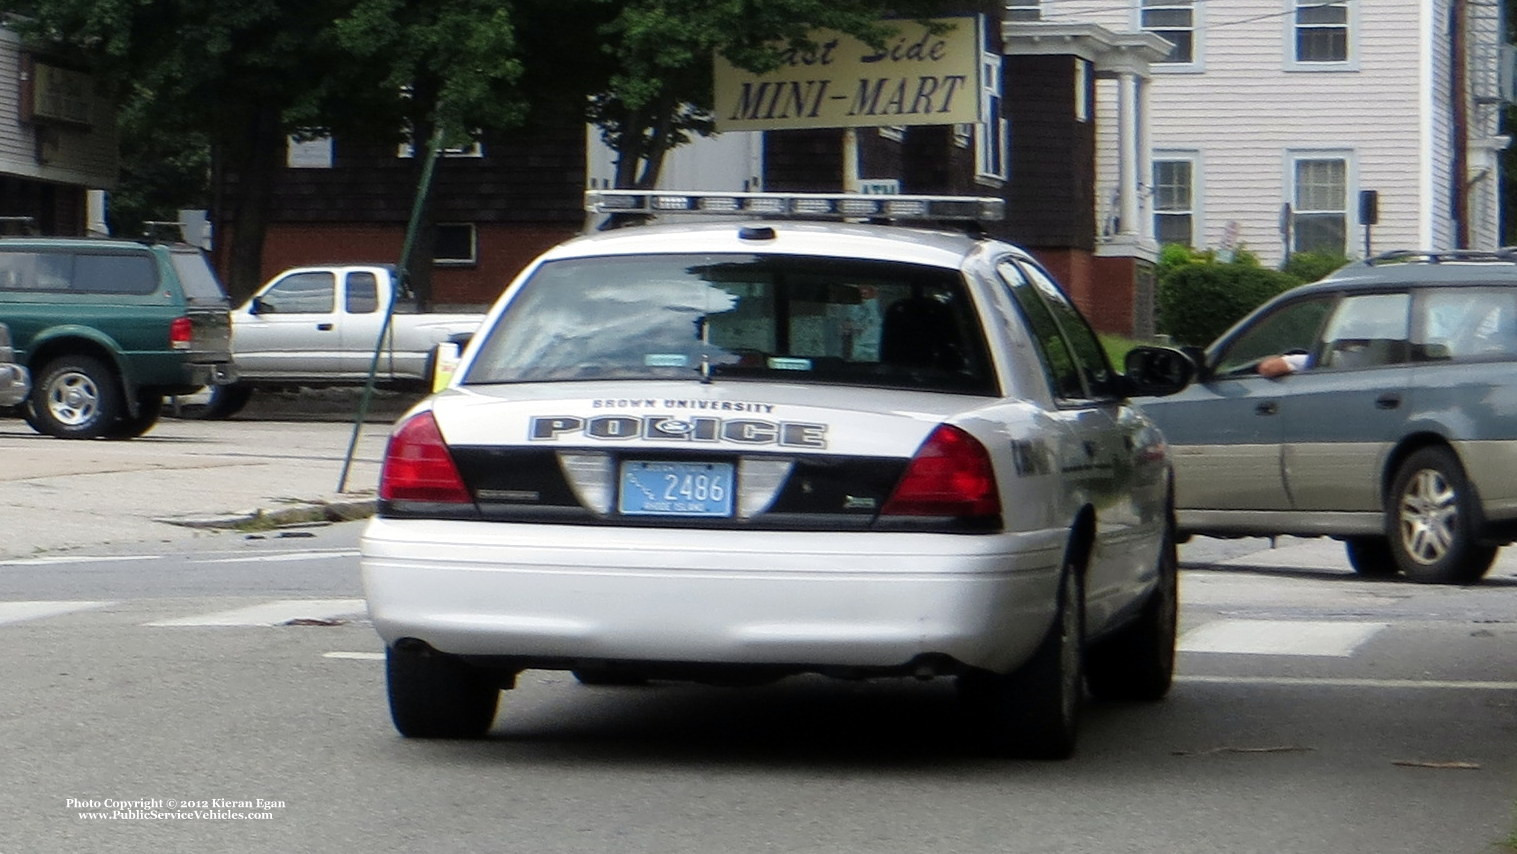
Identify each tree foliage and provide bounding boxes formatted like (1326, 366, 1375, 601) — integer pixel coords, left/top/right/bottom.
(2, 0, 953, 299)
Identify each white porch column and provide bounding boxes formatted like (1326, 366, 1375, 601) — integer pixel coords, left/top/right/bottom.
(1136, 75, 1154, 241)
(1116, 70, 1139, 237)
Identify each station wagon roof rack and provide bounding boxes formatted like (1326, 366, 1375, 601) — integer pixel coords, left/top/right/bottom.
(1359, 248, 1517, 266)
(585, 190, 1005, 227)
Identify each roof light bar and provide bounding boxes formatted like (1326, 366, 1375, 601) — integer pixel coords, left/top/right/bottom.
(586, 190, 1005, 223)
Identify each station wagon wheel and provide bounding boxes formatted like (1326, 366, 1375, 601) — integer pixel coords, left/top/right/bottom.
(27, 355, 123, 439)
(958, 565, 1084, 759)
(1343, 536, 1399, 578)
(1386, 447, 1497, 584)
(1086, 516, 1176, 702)
(386, 645, 500, 738)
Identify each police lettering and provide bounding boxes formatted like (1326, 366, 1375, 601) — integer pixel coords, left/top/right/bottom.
(530, 415, 827, 449)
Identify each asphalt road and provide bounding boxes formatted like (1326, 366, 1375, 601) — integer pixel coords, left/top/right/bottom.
(3, 406, 1517, 852)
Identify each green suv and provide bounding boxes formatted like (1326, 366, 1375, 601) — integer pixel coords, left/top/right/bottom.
(0, 238, 236, 439)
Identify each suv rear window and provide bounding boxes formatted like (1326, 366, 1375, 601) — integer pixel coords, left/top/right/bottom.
(168, 250, 231, 304)
(0, 250, 157, 295)
(464, 253, 996, 395)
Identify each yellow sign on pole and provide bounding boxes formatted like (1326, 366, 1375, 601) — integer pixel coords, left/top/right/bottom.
(713, 17, 982, 132)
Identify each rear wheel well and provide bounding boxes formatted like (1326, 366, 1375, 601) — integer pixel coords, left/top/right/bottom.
(28, 338, 123, 384)
(1066, 505, 1097, 580)
(1381, 433, 1459, 505)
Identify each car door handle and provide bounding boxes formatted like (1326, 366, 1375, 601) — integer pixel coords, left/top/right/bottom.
(317, 323, 334, 331)
(1255, 401, 1278, 416)
(1376, 393, 1401, 410)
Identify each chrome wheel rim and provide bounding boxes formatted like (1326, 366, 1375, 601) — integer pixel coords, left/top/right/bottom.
(45, 370, 100, 427)
(1397, 468, 1458, 565)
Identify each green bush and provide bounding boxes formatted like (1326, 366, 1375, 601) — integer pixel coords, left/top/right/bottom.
(1157, 263, 1298, 347)
(1282, 250, 1350, 283)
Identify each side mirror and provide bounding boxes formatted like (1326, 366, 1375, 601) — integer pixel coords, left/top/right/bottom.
(1124, 345, 1196, 397)
(248, 295, 266, 316)
(429, 341, 462, 392)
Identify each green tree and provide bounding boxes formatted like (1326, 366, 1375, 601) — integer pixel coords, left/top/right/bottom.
(332, 0, 526, 307)
(4, 0, 361, 300)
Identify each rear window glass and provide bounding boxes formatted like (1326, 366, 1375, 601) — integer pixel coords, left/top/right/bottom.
(464, 253, 997, 395)
(0, 250, 158, 295)
(168, 250, 231, 304)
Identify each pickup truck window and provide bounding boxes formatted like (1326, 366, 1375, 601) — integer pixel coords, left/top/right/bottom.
(346, 272, 379, 314)
(261, 271, 335, 313)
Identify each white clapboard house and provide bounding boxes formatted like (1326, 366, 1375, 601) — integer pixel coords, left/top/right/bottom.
(1029, 0, 1510, 264)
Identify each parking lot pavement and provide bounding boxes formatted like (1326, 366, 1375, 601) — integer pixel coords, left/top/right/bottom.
(0, 390, 416, 561)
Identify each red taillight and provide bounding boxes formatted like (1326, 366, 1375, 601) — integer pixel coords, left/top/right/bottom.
(169, 316, 192, 350)
(881, 424, 1001, 519)
(379, 412, 473, 504)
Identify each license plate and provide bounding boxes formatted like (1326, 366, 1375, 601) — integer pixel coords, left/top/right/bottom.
(618, 460, 735, 517)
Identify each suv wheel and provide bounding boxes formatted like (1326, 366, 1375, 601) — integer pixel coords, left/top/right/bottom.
(386, 645, 499, 738)
(1344, 536, 1399, 578)
(1387, 447, 1497, 584)
(105, 393, 164, 440)
(958, 565, 1084, 759)
(27, 355, 122, 439)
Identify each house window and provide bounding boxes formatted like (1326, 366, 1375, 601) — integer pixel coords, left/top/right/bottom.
(397, 139, 484, 158)
(1152, 158, 1195, 248)
(1295, 0, 1348, 63)
(286, 135, 333, 169)
(1141, 0, 1194, 64)
(434, 223, 477, 265)
(1006, 0, 1041, 22)
(1292, 156, 1348, 255)
(976, 44, 1009, 182)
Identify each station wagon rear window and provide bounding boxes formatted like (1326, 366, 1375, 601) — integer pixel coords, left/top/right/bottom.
(463, 253, 997, 395)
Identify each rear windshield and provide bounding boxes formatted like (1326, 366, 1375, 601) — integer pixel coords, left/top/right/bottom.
(463, 253, 996, 395)
(0, 250, 158, 295)
(168, 250, 231, 304)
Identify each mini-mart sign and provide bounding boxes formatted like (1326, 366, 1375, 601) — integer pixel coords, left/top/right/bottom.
(713, 17, 980, 132)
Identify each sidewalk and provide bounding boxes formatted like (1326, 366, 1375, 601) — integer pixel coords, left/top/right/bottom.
(0, 389, 419, 561)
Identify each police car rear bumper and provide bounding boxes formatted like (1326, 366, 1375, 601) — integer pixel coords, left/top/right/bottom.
(360, 517, 1066, 675)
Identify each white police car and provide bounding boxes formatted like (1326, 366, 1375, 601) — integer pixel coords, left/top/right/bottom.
(360, 191, 1194, 758)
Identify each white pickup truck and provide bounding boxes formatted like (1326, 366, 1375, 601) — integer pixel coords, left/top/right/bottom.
(198, 264, 484, 418)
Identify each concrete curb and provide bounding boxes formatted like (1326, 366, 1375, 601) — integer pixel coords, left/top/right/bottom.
(158, 497, 378, 531)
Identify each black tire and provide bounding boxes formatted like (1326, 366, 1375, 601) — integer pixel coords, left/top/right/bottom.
(958, 566, 1084, 759)
(193, 383, 254, 420)
(386, 645, 499, 739)
(1386, 447, 1497, 584)
(1085, 520, 1177, 702)
(27, 355, 123, 439)
(1344, 536, 1399, 578)
(105, 393, 164, 440)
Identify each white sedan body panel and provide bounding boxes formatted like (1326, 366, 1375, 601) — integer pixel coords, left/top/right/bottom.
(364, 520, 1064, 674)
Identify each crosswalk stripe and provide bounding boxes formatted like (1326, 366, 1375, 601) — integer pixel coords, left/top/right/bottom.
(1179, 619, 1387, 657)
(0, 555, 160, 567)
(200, 551, 360, 564)
(1179, 675, 1517, 691)
(323, 651, 385, 661)
(144, 599, 367, 627)
(0, 600, 114, 625)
